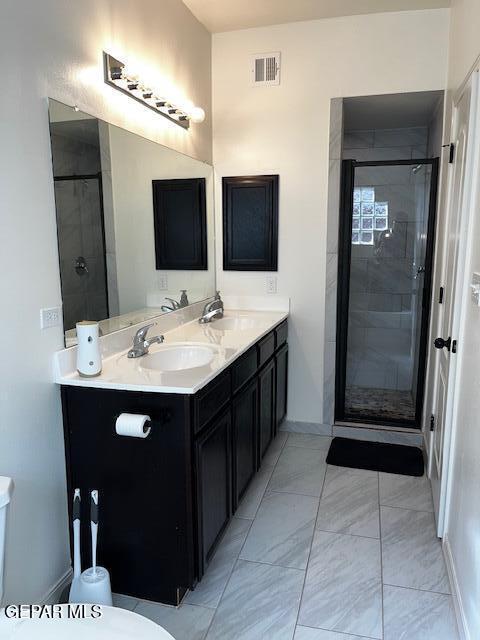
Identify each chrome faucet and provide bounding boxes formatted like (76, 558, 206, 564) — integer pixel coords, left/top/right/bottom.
(161, 290, 189, 312)
(199, 291, 224, 324)
(127, 323, 164, 358)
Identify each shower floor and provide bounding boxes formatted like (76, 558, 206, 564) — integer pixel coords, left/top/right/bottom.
(345, 386, 416, 423)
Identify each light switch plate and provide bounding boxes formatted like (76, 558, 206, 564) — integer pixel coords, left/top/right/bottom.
(266, 276, 277, 294)
(157, 273, 168, 290)
(40, 306, 62, 329)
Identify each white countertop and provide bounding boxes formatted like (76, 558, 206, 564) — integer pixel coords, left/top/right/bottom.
(54, 309, 288, 394)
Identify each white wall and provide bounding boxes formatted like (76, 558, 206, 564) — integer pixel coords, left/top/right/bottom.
(0, 0, 211, 604)
(213, 10, 449, 423)
(441, 1, 480, 637)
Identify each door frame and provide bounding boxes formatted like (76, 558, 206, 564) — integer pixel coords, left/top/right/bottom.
(427, 69, 480, 536)
(335, 158, 439, 429)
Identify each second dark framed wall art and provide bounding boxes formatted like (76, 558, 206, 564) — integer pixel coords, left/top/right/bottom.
(222, 174, 279, 271)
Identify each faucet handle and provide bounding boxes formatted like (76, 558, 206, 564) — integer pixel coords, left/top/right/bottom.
(134, 323, 156, 343)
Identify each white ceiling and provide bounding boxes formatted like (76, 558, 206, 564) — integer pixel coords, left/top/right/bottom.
(183, 0, 450, 33)
(343, 91, 444, 130)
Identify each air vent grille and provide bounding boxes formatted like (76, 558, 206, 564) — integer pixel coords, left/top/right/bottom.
(251, 52, 280, 86)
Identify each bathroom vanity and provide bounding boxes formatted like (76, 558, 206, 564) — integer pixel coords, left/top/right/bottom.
(58, 311, 288, 605)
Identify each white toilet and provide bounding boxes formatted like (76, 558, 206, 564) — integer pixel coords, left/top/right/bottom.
(0, 477, 175, 640)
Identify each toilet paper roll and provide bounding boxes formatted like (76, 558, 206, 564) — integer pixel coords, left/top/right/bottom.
(115, 413, 151, 438)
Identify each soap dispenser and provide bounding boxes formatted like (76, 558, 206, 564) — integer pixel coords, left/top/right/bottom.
(76, 321, 102, 377)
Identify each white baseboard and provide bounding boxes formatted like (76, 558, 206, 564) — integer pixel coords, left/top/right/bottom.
(443, 536, 469, 640)
(39, 568, 72, 605)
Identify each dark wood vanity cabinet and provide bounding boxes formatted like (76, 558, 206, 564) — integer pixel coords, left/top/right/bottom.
(195, 408, 231, 576)
(258, 358, 276, 460)
(232, 377, 258, 508)
(61, 321, 288, 605)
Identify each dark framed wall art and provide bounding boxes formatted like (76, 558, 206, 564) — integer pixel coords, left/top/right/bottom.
(222, 175, 279, 271)
(152, 177, 207, 270)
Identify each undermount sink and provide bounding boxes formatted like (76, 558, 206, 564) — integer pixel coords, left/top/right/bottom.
(209, 316, 266, 331)
(139, 344, 219, 372)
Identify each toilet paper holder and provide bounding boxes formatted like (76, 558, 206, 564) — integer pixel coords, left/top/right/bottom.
(114, 409, 171, 439)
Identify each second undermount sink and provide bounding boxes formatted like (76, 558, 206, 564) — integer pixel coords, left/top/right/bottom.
(209, 316, 266, 331)
(139, 344, 219, 372)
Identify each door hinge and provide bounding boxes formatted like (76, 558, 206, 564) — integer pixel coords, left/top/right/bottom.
(439, 286, 444, 303)
(452, 339, 457, 354)
(430, 415, 435, 432)
(442, 143, 455, 163)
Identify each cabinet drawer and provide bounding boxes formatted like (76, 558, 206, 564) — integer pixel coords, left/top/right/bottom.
(194, 371, 231, 434)
(258, 331, 275, 367)
(232, 347, 257, 394)
(275, 320, 288, 349)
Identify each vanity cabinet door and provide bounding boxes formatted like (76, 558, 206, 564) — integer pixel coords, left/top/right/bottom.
(195, 408, 231, 576)
(276, 344, 288, 429)
(232, 378, 258, 507)
(258, 359, 276, 460)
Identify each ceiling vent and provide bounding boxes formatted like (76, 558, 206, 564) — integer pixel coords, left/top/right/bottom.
(251, 52, 280, 86)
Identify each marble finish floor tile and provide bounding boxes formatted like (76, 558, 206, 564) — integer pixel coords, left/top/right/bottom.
(317, 467, 380, 538)
(268, 446, 327, 497)
(295, 627, 376, 639)
(240, 491, 318, 569)
(383, 585, 459, 639)
(287, 433, 332, 453)
(206, 559, 304, 640)
(263, 431, 288, 466)
(380, 472, 433, 512)
(381, 506, 450, 593)
(298, 531, 382, 639)
(185, 517, 252, 608)
(236, 463, 275, 519)
(134, 601, 214, 640)
(112, 592, 138, 611)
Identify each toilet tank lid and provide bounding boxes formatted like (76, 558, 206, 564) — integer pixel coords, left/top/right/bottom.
(0, 477, 13, 509)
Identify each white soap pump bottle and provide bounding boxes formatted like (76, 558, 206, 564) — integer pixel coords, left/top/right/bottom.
(76, 321, 102, 377)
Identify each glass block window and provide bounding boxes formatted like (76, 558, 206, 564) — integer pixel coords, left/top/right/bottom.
(352, 187, 389, 245)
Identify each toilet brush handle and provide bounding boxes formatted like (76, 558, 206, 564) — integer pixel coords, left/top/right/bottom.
(90, 490, 99, 574)
(72, 489, 81, 579)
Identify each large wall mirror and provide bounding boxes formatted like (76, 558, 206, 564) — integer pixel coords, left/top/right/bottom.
(48, 99, 215, 345)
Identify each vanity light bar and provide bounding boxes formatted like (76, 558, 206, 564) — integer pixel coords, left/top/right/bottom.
(103, 52, 205, 130)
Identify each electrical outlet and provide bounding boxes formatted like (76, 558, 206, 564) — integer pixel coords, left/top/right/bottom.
(157, 273, 168, 290)
(266, 276, 277, 294)
(40, 306, 62, 329)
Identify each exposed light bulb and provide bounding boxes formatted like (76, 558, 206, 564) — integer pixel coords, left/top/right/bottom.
(189, 106, 205, 123)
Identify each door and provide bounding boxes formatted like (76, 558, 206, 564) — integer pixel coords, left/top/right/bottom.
(232, 378, 258, 507)
(429, 73, 478, 534)
(195, 408, 231, 575)
(258, 359, 276, 460)
(336, 159, 439, 428)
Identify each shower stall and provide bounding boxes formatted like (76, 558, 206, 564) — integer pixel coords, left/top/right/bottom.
(335, 158, 439, 428)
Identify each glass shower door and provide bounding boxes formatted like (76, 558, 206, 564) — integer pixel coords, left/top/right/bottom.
(336, 159, 438, 427)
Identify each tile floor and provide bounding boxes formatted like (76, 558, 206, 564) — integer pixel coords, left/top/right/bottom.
(114, 431, 459, 640)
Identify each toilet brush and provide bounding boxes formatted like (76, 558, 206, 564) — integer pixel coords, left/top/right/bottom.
(76, 490, 113, 606)
(68, 489, 82, 603)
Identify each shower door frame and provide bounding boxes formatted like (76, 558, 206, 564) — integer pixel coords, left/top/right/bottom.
(335, 157, 439, 429)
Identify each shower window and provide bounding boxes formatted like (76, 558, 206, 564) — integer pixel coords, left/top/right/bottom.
(352, 187, 389, 245)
